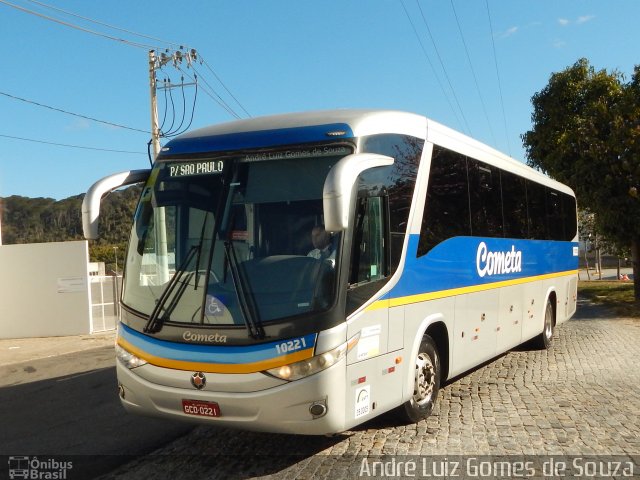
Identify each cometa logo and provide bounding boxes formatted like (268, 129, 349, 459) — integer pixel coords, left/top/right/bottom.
(182, 331, 228, 343)
(476, 242, 522, 278)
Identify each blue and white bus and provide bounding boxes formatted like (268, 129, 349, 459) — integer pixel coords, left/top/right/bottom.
(83, 110, 578, 434)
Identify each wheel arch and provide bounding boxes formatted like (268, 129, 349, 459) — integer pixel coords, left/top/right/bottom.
(403, 313, 450, 402)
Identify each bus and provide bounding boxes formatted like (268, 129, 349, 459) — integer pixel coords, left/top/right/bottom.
(82, 110, 578, 435)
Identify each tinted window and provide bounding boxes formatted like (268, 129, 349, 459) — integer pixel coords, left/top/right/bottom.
(526, 181, 547, 239)
(418, 147, 470, 257)
(562, 194, 577, 240)
(546, 189, 564, 240)
(501, 170, 528, 239)
(468, 159, 503, 237)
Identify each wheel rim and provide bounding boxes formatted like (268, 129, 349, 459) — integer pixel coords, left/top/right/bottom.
(413, 352, 436, 406)
(544, 302, 554, 340)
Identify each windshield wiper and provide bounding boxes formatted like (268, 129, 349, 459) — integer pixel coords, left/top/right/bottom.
(223, 240, 264, 339)
(144, 244, 199, 333)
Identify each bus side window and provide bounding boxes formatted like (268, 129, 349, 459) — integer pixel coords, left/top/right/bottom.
(347, 196, 390, 314)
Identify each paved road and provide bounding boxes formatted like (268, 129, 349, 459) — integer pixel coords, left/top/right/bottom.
(98, 299, 640, 479)
(3, 299, 638, 479)
(0, 347, 193, 479)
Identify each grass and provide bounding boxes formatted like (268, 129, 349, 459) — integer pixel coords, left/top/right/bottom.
(578, 281, 640, 318)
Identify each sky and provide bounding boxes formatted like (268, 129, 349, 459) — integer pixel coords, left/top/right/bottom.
(0, 0, 639, 200)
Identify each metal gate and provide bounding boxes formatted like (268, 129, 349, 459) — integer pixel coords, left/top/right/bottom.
(90, 275, 120, 332)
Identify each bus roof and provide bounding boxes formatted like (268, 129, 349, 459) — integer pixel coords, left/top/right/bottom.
(161, 109, 574, 198)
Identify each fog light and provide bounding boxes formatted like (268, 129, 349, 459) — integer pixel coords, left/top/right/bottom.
(309, 401, 327, 418)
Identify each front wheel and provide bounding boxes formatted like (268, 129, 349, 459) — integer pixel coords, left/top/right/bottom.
(532, 298, 555, 350)
(397, 335, 441, 423)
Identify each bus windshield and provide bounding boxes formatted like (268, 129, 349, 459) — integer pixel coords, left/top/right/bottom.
(122, 149, 348, 334)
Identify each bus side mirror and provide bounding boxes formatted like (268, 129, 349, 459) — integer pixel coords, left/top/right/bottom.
(82, 170, 151, 240)
(323, 153, 394, 231)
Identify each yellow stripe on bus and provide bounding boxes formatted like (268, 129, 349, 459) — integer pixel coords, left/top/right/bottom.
(117, 337, 314, 374)
(365, 269, 578, 311)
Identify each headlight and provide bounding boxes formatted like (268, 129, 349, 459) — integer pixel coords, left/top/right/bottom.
(265, 333, 359, 381)
(115, 344, 148, 369)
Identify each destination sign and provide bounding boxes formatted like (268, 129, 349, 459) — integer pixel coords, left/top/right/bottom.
(242, 145, 350, 162)
(167, 160, 224, 177)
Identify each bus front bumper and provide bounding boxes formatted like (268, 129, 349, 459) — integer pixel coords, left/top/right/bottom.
(116, 360, 348, 435)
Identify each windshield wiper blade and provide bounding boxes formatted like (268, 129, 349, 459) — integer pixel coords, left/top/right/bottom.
(224, 240, 264, 340)
(144, 245, 199, 333)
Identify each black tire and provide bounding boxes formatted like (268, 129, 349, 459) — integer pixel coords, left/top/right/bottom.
(397, 335, 441, 423)
(532, 298, 555, 350)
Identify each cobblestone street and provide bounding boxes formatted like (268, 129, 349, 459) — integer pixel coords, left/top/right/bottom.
(103, 300, 640, 479)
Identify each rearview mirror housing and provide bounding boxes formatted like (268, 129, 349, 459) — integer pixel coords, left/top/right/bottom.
(322, 153, 394, 231)
(82, 170, 151, 240)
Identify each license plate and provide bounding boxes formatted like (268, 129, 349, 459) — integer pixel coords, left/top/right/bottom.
(182, 399, 221, 418)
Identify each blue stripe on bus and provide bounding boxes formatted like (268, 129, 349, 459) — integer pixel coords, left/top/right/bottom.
(385, 235, 579, 301)
(161, 123, 354, 155)
(119, 323, 317, 365)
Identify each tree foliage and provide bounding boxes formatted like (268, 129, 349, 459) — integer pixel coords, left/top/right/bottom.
(522, 58, 640, 298)
(0, 186, 141, 270)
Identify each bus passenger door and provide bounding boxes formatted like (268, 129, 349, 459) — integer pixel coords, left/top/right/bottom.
(345, 196, 402, 422)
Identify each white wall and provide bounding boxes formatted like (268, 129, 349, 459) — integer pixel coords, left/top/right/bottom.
(0, 241, 92, 339)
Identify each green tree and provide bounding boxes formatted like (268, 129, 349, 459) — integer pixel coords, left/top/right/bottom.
(1, 185, 141, 269)
(522, 58, 640, 299)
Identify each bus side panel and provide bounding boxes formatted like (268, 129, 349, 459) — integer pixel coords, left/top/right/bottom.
(521, 280, 543, 343)
(497, 285, 524, 353)
(565, 275, 578, 322)
(451, 290, 498, 377)
(540, 273, 577, 327)
(342, 351, 405, 430)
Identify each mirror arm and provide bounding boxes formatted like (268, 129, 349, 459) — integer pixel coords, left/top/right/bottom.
(323, 154, 394, 231)
(82, 170, 151, 240)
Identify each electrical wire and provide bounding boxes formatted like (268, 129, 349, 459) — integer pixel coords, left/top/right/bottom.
(449, 0, 496, 146)
(23, 0, 184, 49)
(0, 90, 149, 134)
(0, 133, 145, 155)
(0, 0, 154, 49)
(162, 77, 187, 137)
(161, 78, 198, 138)
(199, 56, 251, 118)
(414, 0, 472, 136)
(164, 81, 177, 135)
(485, 0, 511, 156)
(178, 66, 241, 120)
(399, 0, 464, 131)
(158, 77, 169, 133)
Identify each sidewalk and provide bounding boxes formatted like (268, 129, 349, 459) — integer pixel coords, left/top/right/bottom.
(0, 330, 116, 367)
(579, 267, 634, 281)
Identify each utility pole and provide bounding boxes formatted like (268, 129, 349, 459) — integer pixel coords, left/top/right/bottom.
(149, 49, 168, 283)
(149, 50, 162, 160)
(147, 47, 198, 284)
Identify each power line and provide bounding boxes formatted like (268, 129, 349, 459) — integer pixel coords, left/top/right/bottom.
(485, 0, 511, 156)
(0, 91, 149, 134)
(178, 66, 241, 120)
(0, 133, 145, 155)
(399, 0, 464, 132)
(200, 57, 251, 118)
(0, 0, 154, 49)
(449, 0, 496, 146)
(414, 0, 472, 136)
(23, 0, 184, 49)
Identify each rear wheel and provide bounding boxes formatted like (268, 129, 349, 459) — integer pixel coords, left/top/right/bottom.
(532, 298, 555, 349)
(397, 335, 440, 423)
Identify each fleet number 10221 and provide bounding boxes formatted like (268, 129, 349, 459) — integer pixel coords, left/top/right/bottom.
(275, 338, 307, 355)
